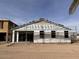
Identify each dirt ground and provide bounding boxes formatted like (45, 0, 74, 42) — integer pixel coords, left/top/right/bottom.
(0, 43, 79, 59)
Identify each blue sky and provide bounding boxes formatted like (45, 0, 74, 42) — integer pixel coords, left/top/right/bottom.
(0, 0, 79, 26)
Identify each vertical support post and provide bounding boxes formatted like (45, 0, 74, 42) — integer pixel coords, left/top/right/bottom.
(12, 31, 15, 43)
(16, 31, 19, 43)
(26, 31, 27, 42)
(6, 33, 8, 43)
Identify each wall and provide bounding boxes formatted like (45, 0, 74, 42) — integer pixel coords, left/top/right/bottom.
(34, 30, 71, 43)
(0, 21, 8, 32)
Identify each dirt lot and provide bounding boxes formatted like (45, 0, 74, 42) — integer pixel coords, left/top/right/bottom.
(0, 43, 79, 59)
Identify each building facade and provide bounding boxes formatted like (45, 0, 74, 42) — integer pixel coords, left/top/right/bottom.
(0, 19, 18, 42)
(12, 18, 74, 43)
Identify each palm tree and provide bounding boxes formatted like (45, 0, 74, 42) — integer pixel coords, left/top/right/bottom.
(69, 0, 79, 14)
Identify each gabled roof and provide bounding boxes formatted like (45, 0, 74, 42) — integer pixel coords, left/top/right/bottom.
(12, 18, 71, 30)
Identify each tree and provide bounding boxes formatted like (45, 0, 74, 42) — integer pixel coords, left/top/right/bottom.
(69, 0, 79, 14)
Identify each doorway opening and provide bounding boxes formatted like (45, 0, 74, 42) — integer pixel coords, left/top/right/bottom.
(0, 33, 6, 41)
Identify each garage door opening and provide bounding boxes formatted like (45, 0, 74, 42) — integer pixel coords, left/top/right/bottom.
(27, 31, 34, 42)
(0, 33, 6, 41)
(19, 32, 26, 42)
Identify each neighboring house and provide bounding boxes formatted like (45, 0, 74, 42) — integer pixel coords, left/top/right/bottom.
(12, 18, 75, 43)
(0, 19, 18, 42)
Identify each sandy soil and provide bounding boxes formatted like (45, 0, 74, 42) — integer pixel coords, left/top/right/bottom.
(0, 43, 79, 59)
